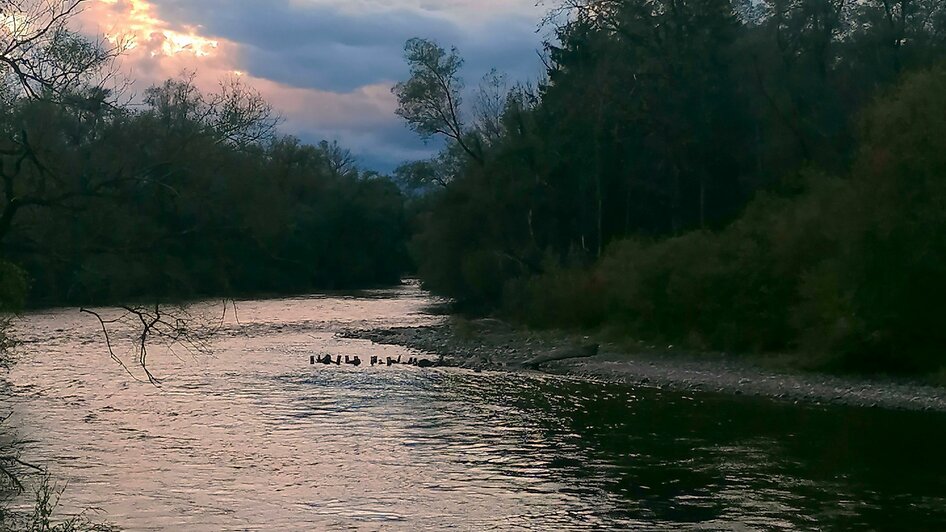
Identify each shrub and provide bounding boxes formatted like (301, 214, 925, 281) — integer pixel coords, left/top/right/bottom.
(0, 261, 28, 313)
(503, 265, 607, 329)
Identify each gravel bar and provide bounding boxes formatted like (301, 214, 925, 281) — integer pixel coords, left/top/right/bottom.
(340, 321, 946, 413)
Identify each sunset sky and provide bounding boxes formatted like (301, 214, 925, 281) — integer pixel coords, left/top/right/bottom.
(77, 0, 549, 170)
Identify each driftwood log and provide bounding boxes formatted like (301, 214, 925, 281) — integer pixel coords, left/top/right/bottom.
(520, 343, 599, 369)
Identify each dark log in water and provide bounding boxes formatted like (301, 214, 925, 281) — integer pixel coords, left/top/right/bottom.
(520, 343, 599, 369)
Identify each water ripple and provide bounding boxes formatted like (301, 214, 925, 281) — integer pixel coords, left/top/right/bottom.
(5, 285, 946, 530)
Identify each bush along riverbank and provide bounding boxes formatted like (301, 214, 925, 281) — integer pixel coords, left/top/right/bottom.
(410, 65, 946, 379)
(395, 6, 946, 379)
(342, 318, 946, 413)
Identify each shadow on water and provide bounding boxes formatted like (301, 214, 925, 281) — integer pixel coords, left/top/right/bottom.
(273, 366, 946, 530)
(426, 372, 946, 530)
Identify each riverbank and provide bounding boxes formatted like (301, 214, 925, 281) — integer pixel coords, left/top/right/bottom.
(342, 318, 946, 412)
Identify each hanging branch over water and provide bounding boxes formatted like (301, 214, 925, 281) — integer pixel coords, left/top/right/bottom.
(80, 301, 236, 385)
(0, 413, 43, 493)
(0, 453, 43, 492)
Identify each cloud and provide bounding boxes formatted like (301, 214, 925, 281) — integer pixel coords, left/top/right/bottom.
(79, 0, 548, 171)
(153, 0, 545, 91)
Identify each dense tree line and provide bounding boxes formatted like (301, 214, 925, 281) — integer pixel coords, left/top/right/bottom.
(397, 0, 946, 373)
(0, 0, 409, 309)
(0, 77, 409, 306)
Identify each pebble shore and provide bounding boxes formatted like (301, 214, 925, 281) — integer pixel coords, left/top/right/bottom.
(341, 321, 946, 412)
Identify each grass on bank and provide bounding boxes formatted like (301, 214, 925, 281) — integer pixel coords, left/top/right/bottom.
(1, 475, 116, 532)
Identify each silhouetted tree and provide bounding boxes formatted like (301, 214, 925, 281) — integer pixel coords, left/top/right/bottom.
(393, 38, 483, 164)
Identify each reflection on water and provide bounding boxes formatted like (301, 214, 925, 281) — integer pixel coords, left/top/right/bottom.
(5, 284, 946, 530)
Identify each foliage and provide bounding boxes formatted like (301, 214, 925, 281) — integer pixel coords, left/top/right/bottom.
(0, 475, 116, 532)
(392, 38, 483, 163)
(0, 0, 410, 307)
(0, 76, 410, 306)
(399, 0, 946, 373)
(826, 64, 946, 371)
(497, 66, 946, 373)
(0, 0, 122, 100)
(0, 260, 27, 312)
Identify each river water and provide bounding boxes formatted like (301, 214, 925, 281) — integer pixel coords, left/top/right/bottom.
(3, 283, 946, 530)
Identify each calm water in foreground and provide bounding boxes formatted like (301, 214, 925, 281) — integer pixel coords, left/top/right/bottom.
(4, 284, 946, 530)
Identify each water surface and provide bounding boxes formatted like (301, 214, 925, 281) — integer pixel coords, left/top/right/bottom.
(5, 284, 946, 530)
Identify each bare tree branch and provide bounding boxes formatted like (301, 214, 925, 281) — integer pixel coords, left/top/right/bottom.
(0, 0, 125, 101)
(79, 301, 234, 386)
(144, 73, 281, 149)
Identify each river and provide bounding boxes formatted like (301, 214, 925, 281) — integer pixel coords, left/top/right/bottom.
(4, 283, 946, 530)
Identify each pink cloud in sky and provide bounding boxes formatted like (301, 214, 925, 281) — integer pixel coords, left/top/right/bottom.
(72, 0, 546, 169)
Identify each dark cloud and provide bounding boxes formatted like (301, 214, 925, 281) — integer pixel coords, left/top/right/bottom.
(155, 0, 544, 90)
(147, 0, 546, 169)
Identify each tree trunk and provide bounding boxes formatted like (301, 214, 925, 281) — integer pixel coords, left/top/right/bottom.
(594, 92, 605, 258)
(700, 174, 706, 229)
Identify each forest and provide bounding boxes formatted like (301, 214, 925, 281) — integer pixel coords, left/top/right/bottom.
(0, 63, 409, 306)
(2, 0, 946, 375)
(395, 0, 946, 374)
(2, 83, 410, 306)
(4, 1, 946, 529)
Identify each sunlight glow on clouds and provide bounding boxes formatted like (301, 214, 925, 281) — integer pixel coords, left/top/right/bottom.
(80, 0, 547, 170)
(97, 0, 219, 57)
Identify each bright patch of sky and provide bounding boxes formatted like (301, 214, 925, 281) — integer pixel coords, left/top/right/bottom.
(78, 0, 551, 171)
